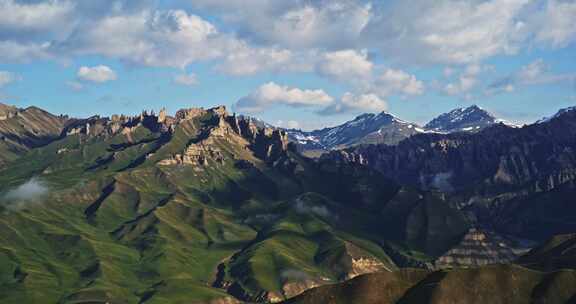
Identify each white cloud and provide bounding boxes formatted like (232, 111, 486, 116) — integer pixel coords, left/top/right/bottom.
(1, 177, 49, 211)
(0, 0, 574, 72)
(364, 0, 530, 64)
(0, 0, 75, 38)
(276, 120, 301, 129)
(66, 81, 84, 91)
(77, 65, 117, 83)
(216, 44, 303, 76)
(191, 0, 372, 51)
(57, 9, 223, 68)
(286, 120, 300, 129)
(487, 59, 575, 95)
(530, 0, 576, 48)
(441, 64, 491, 96)
(173, 72, 199, 86)
(235, 82, 334, 113)
(319, 92, 388, 115)
(317, 49, 373, 80)
(0, 71, 18, 87)
(374, 68, 424, 96)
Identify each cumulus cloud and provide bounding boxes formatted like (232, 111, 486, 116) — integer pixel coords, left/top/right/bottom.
(234, 82, 334, 113)
(529, 0, 576, 48)
(0, 71, 19, 87)
(216, 44, 304, 76)
(441, 64, 491, 96)
(487, 59, 575, 95)
(1, 178, 50, 211)
(319, 93, 388, 116)
(373, 68, 424, 96)
(364, 0, 530, 65)
(0, 0, 75, 40)
(0, 0, 575, 70)
(316, 49, 373, 80)
(64, 10, 220, 68)
(191, 0, 372, 50)
(77, 65, 117, 83)
(173, 72, 199, 86)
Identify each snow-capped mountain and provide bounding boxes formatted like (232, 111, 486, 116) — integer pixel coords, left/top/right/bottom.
(281, 105, 515, 156)
(424, 105, 499, 133)
(536, 106, 576, 124)
(286, 112, 425, 154)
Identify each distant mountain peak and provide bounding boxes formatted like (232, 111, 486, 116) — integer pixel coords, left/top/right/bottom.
(424, 105, 497, 133)
(537, 105, 576, 124)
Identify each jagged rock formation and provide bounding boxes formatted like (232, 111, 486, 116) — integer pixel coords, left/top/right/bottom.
(0, 104, 69, 166)
(157, 106, 289, 167)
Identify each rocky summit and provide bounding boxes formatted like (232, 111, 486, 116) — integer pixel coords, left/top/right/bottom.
(1, 104, 576, 304)
(285, 105, 514, 157)
(423, 105, 502, 133)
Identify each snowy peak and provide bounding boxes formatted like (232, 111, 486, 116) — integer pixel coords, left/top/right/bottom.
(285, 111, 424, 154)
(537, 106, 576, 124)
(424, 105, 498, 133)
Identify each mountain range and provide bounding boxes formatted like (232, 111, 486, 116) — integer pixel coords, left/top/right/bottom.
(1, 102, 576, 303)
(285, 105, 512, 156)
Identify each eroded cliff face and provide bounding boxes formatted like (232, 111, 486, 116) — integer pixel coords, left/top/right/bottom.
(0, 104, 69, 165)
(156, 106, 290, 167)
(57, 105, 290, 170)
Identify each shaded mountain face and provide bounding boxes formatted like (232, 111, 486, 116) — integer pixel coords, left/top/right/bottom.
(424, 105, 500, 133)
(0, 103, 69, 166)
(322, 107, 576, 244)
(287, 112, 424, 155)
(0, 105, 474, 303)
(287, 233, 576, 304)
(517, 233, 576, 271)
(284, 264, 576, 304)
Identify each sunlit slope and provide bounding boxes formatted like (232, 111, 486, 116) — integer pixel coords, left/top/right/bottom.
(0, 106, 466, 303)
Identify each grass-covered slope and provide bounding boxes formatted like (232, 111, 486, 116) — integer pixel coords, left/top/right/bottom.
(0, 106, 469, 303)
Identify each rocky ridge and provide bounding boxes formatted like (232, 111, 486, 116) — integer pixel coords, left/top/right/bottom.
(321, 106, 576, 263)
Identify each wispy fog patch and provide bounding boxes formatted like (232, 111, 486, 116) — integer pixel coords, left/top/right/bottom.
(294, 197, 338, 221)
(1, 178, 50, 211)
(244, 213, 280, 225)
(431, 172, 454, 193)
(280, 269, 311, 282)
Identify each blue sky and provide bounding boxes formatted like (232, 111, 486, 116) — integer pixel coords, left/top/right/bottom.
(0, 0, 574, 130)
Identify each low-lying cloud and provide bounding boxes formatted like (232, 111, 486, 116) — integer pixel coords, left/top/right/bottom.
(1, 178, 50, 211)
(294, 197, 338, 221)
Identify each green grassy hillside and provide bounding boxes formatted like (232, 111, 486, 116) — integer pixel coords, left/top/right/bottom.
(0, 107, 469, 303)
